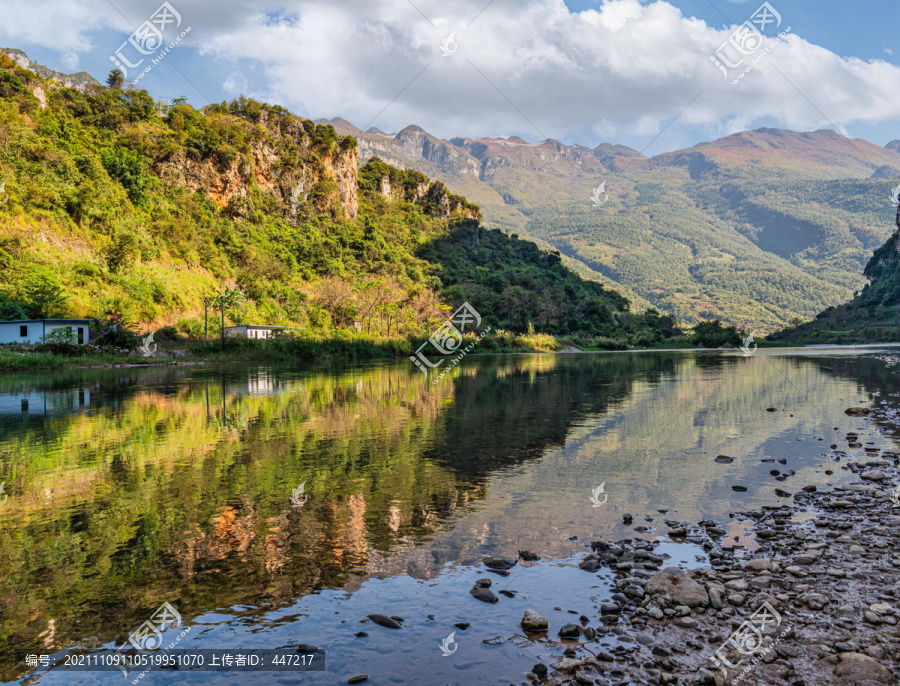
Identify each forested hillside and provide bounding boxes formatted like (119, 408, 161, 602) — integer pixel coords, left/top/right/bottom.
(323, 119, 900, 332)
(771, 208, 900, 344)
(0, 53, 675, 345)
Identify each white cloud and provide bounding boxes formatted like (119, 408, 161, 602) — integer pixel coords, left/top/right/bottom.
(4, 0, 900, 146)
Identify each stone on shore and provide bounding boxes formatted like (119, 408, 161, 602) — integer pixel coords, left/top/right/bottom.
(521, 609, 548, 632)
(833, 652, 895, 683)
(645, 567, 709, 607)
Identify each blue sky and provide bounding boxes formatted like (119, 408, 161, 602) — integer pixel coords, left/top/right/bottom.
(4, 0, 899, 154)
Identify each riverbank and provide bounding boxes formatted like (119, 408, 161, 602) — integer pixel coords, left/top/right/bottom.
(0, 332, 794, 372)
(532, 403, 900, 685)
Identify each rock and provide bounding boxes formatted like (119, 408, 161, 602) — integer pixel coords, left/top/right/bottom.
(792, 554, 818, 566)
(844, 407, 871, 416)
(482, 635, 506, 645)
(732, 485, 748, 492)
(470, 587, 499, 603)
(725, 579, 748, 592)
(766, 407, 778, 412)
(833, 652, 894, 683)
(785, 566, 807, 577)
(532, 664, 548, 677)
(802, 593, 830, 611)
(623, 513, 633, 525)
(558, 623, 582, 639)
(367, 614, 402, 629)
(482, 556, 517, 570)
(864, 611, 883, 624)
(708, 587, 723, 610)
(745, 558, 772, 572)
(579, 558, 601, 572)
(348, 676, 369, 684)
(521, 609, 548, 632)
(714, 455, 734, 463)
(600, 602, 620, 614)
(673, 616, 697, 628)
(862, 470, 886, 481)
(646, 567, 709, 608)
(648, 607, 665, 619)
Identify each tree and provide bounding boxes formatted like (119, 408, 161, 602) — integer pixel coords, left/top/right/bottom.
(107, 69, 124, 90)
(213, 287, 246, 348)
(21, 271, 67, 318)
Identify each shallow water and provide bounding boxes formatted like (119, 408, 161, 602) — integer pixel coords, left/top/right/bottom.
(1, 346, 899, 684)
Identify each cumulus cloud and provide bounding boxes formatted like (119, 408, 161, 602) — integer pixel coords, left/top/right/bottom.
(4, 0, 900, 146)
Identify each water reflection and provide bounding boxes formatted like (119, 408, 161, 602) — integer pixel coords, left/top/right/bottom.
(0, 347, 898, 684)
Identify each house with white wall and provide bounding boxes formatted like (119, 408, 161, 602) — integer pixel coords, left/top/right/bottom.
(0, 319, 92, 345)
(224, 325, 302, 340)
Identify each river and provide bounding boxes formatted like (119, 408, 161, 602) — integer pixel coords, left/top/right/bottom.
(1, 346, 898, 685)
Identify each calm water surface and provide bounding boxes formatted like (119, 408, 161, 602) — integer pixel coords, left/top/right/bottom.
(1, 347, 899, 685)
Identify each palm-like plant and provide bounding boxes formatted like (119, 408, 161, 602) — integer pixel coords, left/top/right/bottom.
(212, 287, 246, 348)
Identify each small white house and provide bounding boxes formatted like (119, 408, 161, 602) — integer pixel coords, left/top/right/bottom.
(0, 319, 92, 345)
(224, 324, 302, 340)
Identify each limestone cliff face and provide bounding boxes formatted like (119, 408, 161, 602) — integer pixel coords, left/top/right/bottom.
(375, 172, 479, 221)
(156, 114, 359, 220)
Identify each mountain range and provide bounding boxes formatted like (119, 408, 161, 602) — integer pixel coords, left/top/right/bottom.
(318, 117, 900, 332)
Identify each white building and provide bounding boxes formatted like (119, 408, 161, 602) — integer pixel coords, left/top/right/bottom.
(223, 324, 302, 340)
(0, 319, 92, 345)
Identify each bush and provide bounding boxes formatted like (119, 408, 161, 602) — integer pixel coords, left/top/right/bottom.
(691, 320, 742, 348)
(156, 325, 180, 342)
(176, 317, 204, 338)
(92, 317, 140, 348)
(100, 148, 150, 204)
(33, 342, 89, 356)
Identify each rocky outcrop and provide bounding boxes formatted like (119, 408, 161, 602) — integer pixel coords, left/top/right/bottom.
(374, 171, 479, 221)
(156, 119, 359, 220)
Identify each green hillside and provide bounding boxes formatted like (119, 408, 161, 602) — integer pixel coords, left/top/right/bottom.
(0, 54, 678, 348)
(770, 208, 900, 344)
(325, 120, 900, 333)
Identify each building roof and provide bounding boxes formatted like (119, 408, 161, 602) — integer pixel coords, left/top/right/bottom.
(0, 319, 93, 324)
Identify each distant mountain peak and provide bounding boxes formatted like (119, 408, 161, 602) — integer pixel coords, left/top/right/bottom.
(1, 47, 99, 92)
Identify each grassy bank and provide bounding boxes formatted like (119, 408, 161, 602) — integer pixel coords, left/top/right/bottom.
(0, 330, 802, 372)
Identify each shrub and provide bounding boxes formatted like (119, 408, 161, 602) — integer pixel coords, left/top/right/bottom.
(176, 317, 204, 338)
